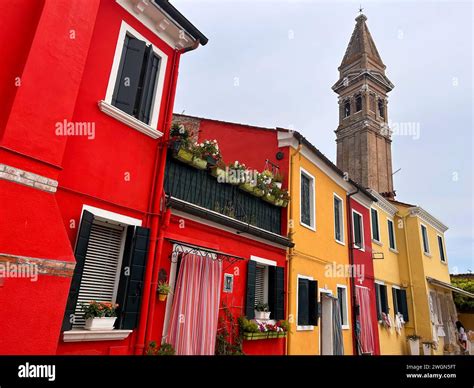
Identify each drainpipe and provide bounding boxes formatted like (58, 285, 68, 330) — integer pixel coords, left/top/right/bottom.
(402, 213, 418, 335)
(346, 188, 359, 355)
(285, 142, 302, 355)
(134, 45, 184, 355)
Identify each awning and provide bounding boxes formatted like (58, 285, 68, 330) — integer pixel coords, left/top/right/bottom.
(426, 277, 474, 298)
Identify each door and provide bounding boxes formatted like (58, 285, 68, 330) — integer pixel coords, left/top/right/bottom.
(320, 292, 334, 355)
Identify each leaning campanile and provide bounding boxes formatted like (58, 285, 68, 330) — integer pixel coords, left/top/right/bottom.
(333, 13, 395, 198)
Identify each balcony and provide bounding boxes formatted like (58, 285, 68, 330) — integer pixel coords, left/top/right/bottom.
(164, 155, 283, 237)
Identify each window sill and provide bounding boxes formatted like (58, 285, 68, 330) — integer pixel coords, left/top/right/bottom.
(389, 248, 399, 254)
(341, 324, 350, 330)
(296, 325, 314, 331)
(63, 329, 133, 343)
(98, 100, 163, 139)
(372, 239, 383, 246)
(335, 239, 345, 246)
(423, 252, 432, 258)
(300, 221, 316, 232)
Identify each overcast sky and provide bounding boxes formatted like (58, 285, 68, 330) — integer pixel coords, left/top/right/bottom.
(172, 0, 473, 273)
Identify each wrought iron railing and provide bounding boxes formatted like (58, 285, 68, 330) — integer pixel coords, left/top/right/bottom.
(164, 155, 282, 235)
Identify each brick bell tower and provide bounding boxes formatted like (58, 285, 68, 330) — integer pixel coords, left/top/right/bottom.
(333, 13, 395, 199)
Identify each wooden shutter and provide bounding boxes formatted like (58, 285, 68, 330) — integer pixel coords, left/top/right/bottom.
(353, 213, 362, 247)
(392, 287, 399, 314)
(308, 280, 318, 326)
(375, 284, 381, 320)
(62, 210, 94, 331)
(268, 266, 284, 320)
(400, 289, 409, 322)
(137, 47, 161, 124)
(245, 260, 257, 319)
(112, 37, 147, 116)
(115, 226, 150, 330)
(254, 265, 265, 306)
(297, 278, 309, 326)
(73, 220, 125, 327)
(371, 209, 379, 241)
(380, 285, 388, 314)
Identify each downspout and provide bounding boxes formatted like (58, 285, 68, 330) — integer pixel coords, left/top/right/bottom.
(346, 188, 359, 355)
(134, 44, 185, 355)
(141, 39, 202, 352)
(402, 213, 418, 334)
(285, 142, 302, 355)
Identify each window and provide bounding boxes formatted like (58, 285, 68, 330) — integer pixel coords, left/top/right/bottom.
(370, 208, 380, 242)
(300, 169, 315, 229)
(245, 259, 284, 320)
(352, 210, 364, 250)
(421, 224, 430, 254)
(355, 94, 362, 112)
(392, 287, 409, 322)
(437, 235, 446, 262)
(297, 276, 318, 328)
(337, 285, 349, 328)
(62, 209, 149, 332)
(112, 34, 161, 124)
(375, 283, 388, 320)
(378, 99, 385, 118)
(388, 219, 396, 250)
(344, 100, 351, 117)
(334, 195, 344, 243)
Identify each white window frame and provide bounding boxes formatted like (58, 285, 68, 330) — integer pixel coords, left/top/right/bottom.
(250, 256, 276, 309)
(351, 209, 365, 251)
(420, 223, 431, 256)
(299, 167, 316, 231)
(387, 218, 397, 252)
(99, 20, 168, 139)
(333, 193, 345, 245)
(437, 234, 447, 263)
(296, 274, 315, 331)
(336, 284, 349, 329)
(370, 207, 381, 244)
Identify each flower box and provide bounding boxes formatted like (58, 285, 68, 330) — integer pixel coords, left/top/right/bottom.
(174, 147, 193, 164)
(262, 194, 276, 204)
(239, 182, 256, 193)
(255, 310, 271, 320)
(211, 166, 226, 179)
(227, 173, 242, 186)
(252, 187, 265, 197)
(191, 157, 207, 170)
(242, 331, 287, 341)
(84, 317, 117, 331)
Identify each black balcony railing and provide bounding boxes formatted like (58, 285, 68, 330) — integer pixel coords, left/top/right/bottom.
(164, 155, 282, 235)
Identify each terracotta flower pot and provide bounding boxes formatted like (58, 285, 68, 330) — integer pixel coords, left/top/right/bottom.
(158, 293, 167, 302)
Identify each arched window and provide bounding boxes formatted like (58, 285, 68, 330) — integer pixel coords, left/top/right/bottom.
(378, 99, 385, 118)
(344, 100, 351, 118)
(355, 94, 362, 112)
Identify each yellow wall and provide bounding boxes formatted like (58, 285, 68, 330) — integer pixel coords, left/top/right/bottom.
(371, 205, 407, 354)
(287, 152, 353, 355)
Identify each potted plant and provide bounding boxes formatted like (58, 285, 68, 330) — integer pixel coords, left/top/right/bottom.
(146, 341, 176, 355)
(263, 184, 279, 205)
(199, 139, 221, 167)
(273, 171, 283, 189)
(170, 124, 194, 164)
(422, 341, 434, 355)
(227, 161, 246, 185)
(407, 334, 421, 355)
(157, 281, 171, 302)
(254, 301, 271, 320)
(82, 301, 118, 331)
(190, 142, 208, 170)
(239, 169, 258, 193)
(252, 172, 266, 197)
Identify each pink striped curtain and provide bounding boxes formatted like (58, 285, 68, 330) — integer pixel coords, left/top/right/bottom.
(356, 286, 375, 354)
(168, 253, 223, 355)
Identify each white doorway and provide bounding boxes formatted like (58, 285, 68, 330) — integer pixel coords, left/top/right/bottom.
(320, 291, 334, 355)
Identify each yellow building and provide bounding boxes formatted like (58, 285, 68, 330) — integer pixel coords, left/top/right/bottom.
(278, 130, 375, 355)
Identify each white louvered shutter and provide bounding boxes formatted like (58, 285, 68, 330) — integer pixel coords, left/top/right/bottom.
(254, 265, 265, 306)
(73, 221, 124, 327)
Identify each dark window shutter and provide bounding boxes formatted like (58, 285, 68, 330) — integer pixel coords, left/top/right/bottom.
(297, 278, 309, 326)
(380, 285, 388, 314)
(400, 289, 409, 322)
(375, 284, 381, 320)
(334, 197, 341, 241)
(371, 208, 379, 241)
(353, 213, 362, 247)
(245, 260, 257, 319)
(112, 37, 147, 116)
(62, 210, 94, 331)
(115, 226, 150, 329)
(268, 266, 285, 320)
(309, 280, 318, 326)
(392, 287, 399, 314)
(137, 47, 161, 124)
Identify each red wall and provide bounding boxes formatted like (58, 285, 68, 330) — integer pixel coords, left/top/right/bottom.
(149, 215, 287, 355)
(349, 197, 380, 355)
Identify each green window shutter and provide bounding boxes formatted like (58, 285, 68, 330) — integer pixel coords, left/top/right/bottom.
(371, 208, 379, 241)
(309, 280, 318, 326)
(297, 278, 309, 326)
(268, 266, 285, 320)
(245, 260, 257, 319)
(115, 226, 150, 329)
(380, 285, 388, 314)
(61, 210, 94, 331)
(400, 289, 409, 322)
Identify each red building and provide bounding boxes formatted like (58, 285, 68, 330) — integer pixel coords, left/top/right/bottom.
(0, 0, 207, 355)
(348, 197, 380, 355)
